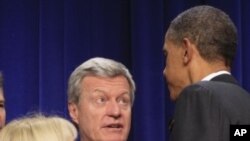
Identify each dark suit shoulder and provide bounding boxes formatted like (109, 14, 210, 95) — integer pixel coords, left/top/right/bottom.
(179, 81, 250, 124)
(171, 81, 250, 141)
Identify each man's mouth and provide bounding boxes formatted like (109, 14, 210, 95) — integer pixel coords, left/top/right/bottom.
(106, 123, 123, 128)
(103, 123, 124, 132)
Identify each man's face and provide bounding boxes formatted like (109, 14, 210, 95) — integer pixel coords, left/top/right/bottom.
(69, 75, 131, 141)
(163, 38, 187, 101)
(0, 88, 6, 130)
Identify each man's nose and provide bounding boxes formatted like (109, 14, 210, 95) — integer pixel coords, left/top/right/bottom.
(107, 100, 121, 119)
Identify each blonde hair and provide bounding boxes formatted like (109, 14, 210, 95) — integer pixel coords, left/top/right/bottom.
(0, 114, 77, 141)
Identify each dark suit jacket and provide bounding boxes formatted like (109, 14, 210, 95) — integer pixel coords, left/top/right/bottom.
(170, 74, 250, 141)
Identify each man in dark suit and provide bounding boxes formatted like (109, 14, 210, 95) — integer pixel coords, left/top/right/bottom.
(162, 5, 250, 141)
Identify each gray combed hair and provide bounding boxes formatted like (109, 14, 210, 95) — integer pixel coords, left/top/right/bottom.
(67, 57, 136, 105)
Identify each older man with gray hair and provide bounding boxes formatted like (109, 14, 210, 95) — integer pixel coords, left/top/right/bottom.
(68, 57, 135, 141)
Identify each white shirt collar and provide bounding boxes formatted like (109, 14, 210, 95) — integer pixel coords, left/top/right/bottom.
(201, 70, 231, 81)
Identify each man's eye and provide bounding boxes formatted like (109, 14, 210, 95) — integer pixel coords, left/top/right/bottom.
(118, 97, 130, 106)
(96, 97, 106, 104)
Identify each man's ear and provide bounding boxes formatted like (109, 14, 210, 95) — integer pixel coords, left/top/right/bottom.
(182, 38, 194, 64)
(68, 102, 79, 124)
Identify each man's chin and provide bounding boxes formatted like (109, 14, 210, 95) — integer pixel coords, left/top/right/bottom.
(169, 93, 177, 101)
(99, 135, 127, 141)
(99, 127, 128, 141)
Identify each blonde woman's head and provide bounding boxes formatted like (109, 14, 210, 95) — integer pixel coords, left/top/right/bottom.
(0, 114, 77, 141)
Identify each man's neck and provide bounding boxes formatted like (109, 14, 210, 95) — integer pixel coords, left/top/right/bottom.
(189, 60, 230, 84)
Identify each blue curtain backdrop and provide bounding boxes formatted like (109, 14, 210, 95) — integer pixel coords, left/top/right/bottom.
(0, 0, 250, 141)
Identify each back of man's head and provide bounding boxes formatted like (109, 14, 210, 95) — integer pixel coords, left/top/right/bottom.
(167, 5, 237, 67)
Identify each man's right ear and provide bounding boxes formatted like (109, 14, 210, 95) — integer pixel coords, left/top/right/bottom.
(182, 38, 194, 65)
(68, 102, 79, 124)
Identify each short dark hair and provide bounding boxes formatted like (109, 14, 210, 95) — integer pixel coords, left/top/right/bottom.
(166, 5, 237, 67)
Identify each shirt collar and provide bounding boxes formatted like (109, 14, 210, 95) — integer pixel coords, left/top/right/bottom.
(201, 70, 231, 81)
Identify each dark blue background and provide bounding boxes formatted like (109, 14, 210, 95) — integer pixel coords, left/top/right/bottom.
(0, 0, 250, 141)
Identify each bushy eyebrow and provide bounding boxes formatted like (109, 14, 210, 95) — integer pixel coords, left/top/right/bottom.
(92, 89, 106, 95)
(92, 89, 130, 100)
